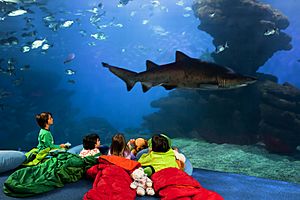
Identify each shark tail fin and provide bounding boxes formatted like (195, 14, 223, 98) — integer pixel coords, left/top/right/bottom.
(102, 62, 137, 91)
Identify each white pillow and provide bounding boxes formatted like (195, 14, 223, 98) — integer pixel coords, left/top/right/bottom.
(0, 150, 26, 173)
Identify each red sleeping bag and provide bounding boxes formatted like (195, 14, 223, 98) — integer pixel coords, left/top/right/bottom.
(152, 167, 224, 200)
(84, 155, 141, 200)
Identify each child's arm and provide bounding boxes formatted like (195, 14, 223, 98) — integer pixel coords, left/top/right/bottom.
(42, 132, 61, 149)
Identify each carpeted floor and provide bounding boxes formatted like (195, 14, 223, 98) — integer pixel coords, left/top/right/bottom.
(1, 168, 300, 200)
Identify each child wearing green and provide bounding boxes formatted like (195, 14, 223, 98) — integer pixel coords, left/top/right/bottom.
(138, 134, 179, 176)
(35, 112, 66, 150)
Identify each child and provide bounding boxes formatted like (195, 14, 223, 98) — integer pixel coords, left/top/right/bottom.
(35, 112, 66, 150)
(79, 133, 101, 158)
(138, 134, 180, 176)
(108, 133, 134, 159)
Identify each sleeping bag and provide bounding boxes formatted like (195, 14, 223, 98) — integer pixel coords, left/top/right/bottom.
(152, 167, 224, 200)
(84, 155, 141, 200)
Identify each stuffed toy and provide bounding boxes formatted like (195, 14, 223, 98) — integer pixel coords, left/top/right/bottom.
(127, 138, 148, 156)
(130, 167, 155, 196)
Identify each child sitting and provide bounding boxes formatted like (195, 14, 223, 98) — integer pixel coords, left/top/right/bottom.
(79, 134, 101, 158)
(35, 112, 66, 150)
(108, 133, 134, 160)
(138, 134, 180, 176)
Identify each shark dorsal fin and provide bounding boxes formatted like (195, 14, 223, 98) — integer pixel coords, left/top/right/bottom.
(176, 51, 190, 62)
(146, 60, 159, 70)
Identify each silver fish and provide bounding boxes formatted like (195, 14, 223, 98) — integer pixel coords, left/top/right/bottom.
(65, 69, 75, 75)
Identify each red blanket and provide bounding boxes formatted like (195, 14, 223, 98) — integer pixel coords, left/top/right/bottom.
(84, 155, 141, 200)
(152, 168, 224, 200)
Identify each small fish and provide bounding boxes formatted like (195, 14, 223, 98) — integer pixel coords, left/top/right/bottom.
(8, 9, 27, 17)
(31, 39, 46, 49)
(176, 0, 184, 6)
(65, 69, 76, 75)
(264, 28, 279, 36)
(61, 20, 74, 28)
(151, 0, 160, 7)
(41, 43, 52, 50)
(79, 30, 87, 36)
(184, 7, 192, 11)
(0, 37, 18, 46)
(113, 23, 123, 28)
(43, 15, 55, 22)
(90, 15, 101, 23)
(0, 0, 20, 3)
(0, 91, 12, 99)
(21, 45, 30, 53)
(8, 58, 16, 65)
(91, 32, 107, 40)
(209, 13, 215, 17)
(88, 42, 96, 46)
(87, 7, 98, 14)
(183, 14, 190, 17)
(20, 65, 30, 71)
(216, 42, 229, 54)
(64, 53, 75, 64)
(0, 17, 6, 21)
(48, 22, 59, 31)
(98, 3, 103, 9)
(142, 20, 149, 25)
(130, 11, 136, 17)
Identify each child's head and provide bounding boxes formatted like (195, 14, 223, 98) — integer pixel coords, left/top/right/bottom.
(83, 133, 100, 150)
(151, 134, 170, 153)
(110, 133, 129, 157)
(35, 112, 53, 129)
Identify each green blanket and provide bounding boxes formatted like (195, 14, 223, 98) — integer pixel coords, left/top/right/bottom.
(3, 152, 98, 197)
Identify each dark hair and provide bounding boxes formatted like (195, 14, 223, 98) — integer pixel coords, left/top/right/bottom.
(152, 134, 170, 153)
(83, 133, 100, 150)
(35, 112, 52, 129)
(110, 133, 129, 157)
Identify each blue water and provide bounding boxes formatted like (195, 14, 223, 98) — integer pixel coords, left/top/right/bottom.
(0, 0, 300, 148)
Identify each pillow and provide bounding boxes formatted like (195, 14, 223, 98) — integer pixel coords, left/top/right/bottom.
(0, 150, 26, 174)
(67, 144, 83, 155)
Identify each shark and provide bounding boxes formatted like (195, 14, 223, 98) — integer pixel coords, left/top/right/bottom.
(102, 51, 257, 93)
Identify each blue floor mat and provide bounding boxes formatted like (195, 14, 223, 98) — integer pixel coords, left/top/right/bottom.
(1, 168, 299, 200)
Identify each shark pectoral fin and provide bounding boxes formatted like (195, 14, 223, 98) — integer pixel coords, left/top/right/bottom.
(175, 51, 190, 62)
(141, 82, 152, 93)
(162, 84, 177, 90)
(146, 60, 159, 71)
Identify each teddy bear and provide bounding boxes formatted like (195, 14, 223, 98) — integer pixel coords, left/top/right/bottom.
(127, 138, 148, 156)
(130, 167, 155, 196)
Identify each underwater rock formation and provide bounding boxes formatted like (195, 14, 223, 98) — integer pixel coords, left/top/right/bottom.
(258, 81, 300, 153)
(142, 0, 299, 155)
(142, 76, 300, 154)
(192, 0, 292, 75)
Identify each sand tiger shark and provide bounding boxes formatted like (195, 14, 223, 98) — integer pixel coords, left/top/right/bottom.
(102, 51, 257, 92)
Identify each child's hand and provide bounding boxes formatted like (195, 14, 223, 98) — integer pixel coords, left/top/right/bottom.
(60, 144, 66, 148)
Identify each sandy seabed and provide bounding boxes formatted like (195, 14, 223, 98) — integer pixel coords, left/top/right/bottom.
(172, 138, 300, 184)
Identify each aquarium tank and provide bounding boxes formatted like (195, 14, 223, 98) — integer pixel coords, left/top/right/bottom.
(0, 0, 299, 184)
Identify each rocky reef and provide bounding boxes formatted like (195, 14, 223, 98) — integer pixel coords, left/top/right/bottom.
(142, 0, 300, 154)
(193, 0, 292, 75)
